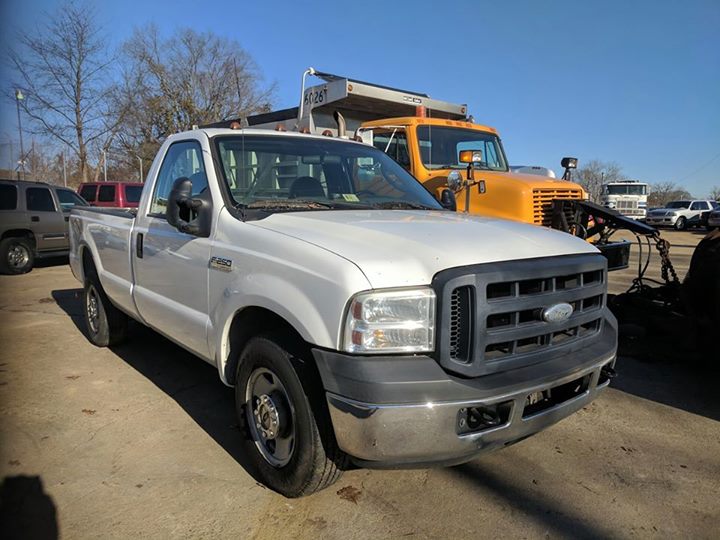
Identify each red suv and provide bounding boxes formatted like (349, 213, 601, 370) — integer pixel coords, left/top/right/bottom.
(77, 182, 144, 209)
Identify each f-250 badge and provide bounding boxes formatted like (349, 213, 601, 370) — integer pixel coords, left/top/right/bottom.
(210, 257, 232, 272)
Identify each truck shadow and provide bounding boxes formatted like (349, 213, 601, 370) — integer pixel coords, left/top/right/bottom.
(612, 354, 719, 422)
(50, 287, 264, 485)
(446, 463, 612, 539)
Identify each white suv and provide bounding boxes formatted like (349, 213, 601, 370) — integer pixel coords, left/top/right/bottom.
(646, 200, 718, 230)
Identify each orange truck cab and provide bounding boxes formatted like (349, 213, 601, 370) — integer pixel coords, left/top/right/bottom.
(359, 116, 584, 228)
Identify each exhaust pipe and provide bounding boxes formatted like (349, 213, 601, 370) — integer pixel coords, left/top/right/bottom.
(334, 110, 347, 138)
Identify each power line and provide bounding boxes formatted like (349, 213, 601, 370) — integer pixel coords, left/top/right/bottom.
(675, 150, 720, 183)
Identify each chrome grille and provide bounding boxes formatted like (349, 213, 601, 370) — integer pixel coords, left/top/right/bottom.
(532, 188, 583, 226)
(437, 254, 608, 377)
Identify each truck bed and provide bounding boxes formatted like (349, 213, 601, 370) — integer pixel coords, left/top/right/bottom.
(69, 206, 139, 320)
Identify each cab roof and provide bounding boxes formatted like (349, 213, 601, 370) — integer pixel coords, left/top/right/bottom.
(360, 117, 499, 135)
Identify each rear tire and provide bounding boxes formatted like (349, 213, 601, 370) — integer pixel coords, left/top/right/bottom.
(674, 216, 687, 230)
(235, 335, 346, 497)
(83, 273, 128, 347)
(0, 237, 34, 275)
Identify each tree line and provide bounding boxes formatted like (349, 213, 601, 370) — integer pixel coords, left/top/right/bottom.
(6, 1, 273, 187)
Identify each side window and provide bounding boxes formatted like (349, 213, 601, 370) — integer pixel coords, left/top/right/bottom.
(98, 185, 116, 202)
(0, 184, 18, 210)
(373, 131, 411, 170)
(26, 187, 56, 212)
(150, 141, 207, 216)
(690, 202, 702, 211)
(79, 185, 96, 202)
(483, 141, 501, 168)
(57, 189, 88, 211)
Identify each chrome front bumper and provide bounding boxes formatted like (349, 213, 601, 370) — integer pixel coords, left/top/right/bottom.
(326, 353, 615, 466)
(646, 215, 677, 226)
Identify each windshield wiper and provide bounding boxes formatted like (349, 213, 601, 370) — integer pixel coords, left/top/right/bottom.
(371, 201, 440, 210)
(246, 199, 374, 210)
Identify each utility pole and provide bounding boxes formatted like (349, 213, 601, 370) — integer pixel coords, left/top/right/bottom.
(62, 151, 67, 187)
(15, 89, 26, 179)
(102, 149, 107, 182)
(137, 156, 144, 182)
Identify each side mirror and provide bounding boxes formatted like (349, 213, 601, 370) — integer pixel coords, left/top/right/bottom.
(439, 189, 457, 211)
(166, 177, 212, 237)
(447, 171, 463, 192)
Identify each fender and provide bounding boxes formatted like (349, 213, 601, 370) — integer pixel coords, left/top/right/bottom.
(211, 273, 352, 386)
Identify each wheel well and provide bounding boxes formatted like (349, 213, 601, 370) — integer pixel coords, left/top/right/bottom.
(81, 246, 97, 281)
(225, 306, 309, 385)
(1, 229, 36, 247)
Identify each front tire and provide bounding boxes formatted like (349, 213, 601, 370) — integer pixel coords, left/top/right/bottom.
(0, 237, 34, 275)
(83, 275, 128, 347)
(674, 216, 687, 230)
(235, 336, 346, 497)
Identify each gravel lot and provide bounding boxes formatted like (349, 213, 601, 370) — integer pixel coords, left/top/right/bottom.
(1, 229, 718, 539)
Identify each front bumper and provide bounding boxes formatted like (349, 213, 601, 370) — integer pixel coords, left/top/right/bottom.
(313, 322, 617, 467)
(646, 215, 677, 226)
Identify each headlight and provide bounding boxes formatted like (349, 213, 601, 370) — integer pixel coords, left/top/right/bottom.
(342, 288, 436, 354)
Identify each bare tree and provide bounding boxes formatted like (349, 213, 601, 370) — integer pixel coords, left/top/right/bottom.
(115, 26, 274, 162)
(7, 2, 120, 182)
(574, 160, 626, 203)
(647, 181, 692, 208)
(708, 186, 720, 201)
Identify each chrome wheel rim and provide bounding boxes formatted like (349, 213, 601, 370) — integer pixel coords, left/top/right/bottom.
(245, 367, 295, 467)
(86, 285, 100, 334)
(7, 243, 29, 269)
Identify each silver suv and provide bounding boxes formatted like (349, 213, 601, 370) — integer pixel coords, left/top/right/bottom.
(0, 179, 88, 274)
(645, 200, 718, 230)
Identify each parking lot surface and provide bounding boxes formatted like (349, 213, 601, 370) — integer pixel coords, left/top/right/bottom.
(1, 229, 718, 539)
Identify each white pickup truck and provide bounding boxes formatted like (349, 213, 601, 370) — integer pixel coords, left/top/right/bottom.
(69, 127, 617, 497)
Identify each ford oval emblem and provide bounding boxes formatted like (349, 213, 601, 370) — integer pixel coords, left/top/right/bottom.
(542, 302, 574, 323)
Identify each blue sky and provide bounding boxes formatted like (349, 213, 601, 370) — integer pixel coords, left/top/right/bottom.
(1, 0, 718, 196)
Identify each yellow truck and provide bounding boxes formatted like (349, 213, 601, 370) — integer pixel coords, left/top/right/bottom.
(211, 68, 633, 269)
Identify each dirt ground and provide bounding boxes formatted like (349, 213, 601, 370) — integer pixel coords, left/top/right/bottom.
(1, 229, 718, 539)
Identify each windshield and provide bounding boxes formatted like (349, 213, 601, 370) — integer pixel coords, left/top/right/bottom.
(666, 201, 691, 209)
(215, 135, 442, 210)
(605, 184, 647, 195)
(416, 126, 508, 172)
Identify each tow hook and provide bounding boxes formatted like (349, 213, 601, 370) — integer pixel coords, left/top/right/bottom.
(600, 365, 617, 381)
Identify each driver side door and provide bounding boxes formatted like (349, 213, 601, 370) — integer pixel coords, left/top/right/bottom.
(133, 139, 213, 359)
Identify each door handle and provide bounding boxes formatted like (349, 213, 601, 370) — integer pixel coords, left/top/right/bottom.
(31, 216, 39, 222)
(136, 233, 144, 258)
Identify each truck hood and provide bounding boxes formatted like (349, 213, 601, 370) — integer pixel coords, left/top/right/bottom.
(250, 210, 599, 288)
(648, 207, 682, 214)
